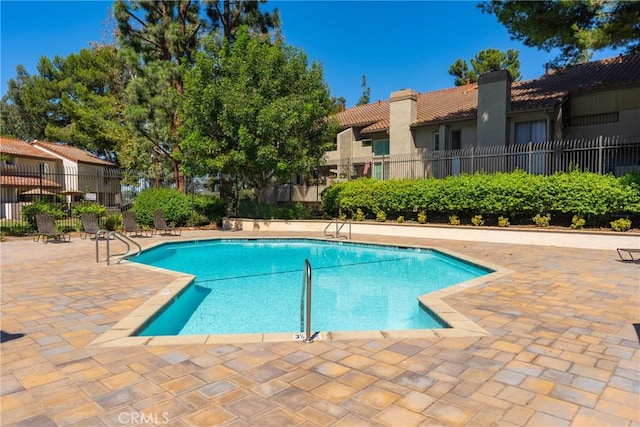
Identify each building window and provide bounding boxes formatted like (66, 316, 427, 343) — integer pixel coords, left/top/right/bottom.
(361, 139, 372, 148)
(372, 138, 389, 157)
(373, 161, 390, 180)
(515, 120, 547, 144)
(433, 132, 440, 151)
(451, 130, 461, 150)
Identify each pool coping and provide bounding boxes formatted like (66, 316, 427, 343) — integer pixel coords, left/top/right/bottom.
(88, 237, 513, 347)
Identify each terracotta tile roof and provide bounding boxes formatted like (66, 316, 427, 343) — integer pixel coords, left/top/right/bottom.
(334, 53, 640, 130)
(334, 100, 389, 131)
(415, 85, 479, 125)
(0, 175, 61, 188)
(30, 140, 115, 166)
(0, 137, 60, 160)
(509, 53, 640, 112)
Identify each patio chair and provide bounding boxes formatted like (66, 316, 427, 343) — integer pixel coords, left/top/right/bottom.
(34, 213, 71, 243)
(80, 214, 109, 240)
(122, 211, 152, 237)
(153, 210, 182, 236)
(617, 248, 640, 262)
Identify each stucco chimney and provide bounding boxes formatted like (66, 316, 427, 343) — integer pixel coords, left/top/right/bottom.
(389, 88, 417, 155)
(477, 70, 511, 147)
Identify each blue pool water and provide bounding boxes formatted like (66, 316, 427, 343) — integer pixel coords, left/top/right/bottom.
(131, 239, 491, 336)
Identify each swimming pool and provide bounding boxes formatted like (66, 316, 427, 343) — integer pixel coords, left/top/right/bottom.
(130, 239, 491, 336)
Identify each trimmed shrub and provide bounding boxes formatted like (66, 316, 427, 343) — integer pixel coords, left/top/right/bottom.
(0, 221, 32, 236)
(532, 213, 551, 227)
(417, 211, 427, 224)
(320, 170, 640, 226)
(571, 215, 586, 229)
(611, 218, 632, 232)
(471, 215, 484, 226)
(72, 202, 107, 219)
(133, 188, 192, 226)
(497, 216, 510, 227)
(104, 214, 122, 231)
(192, 195, 225, 224)
(21, 200, 65, 229)
(237, 201, 312, 220)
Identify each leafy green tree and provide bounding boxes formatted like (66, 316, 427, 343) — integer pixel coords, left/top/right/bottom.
(114, 0, 280, 192)
(330, 96, 346, 113)
(479, 0, 640, 66)
(43, 45, 130, 162)
(357, 74, 371, 105)
(180, 27, 338, 211)
(448, 48, 521, 86)
(1, 46, 130, 162)
(1, 65, 49, 140)
(204, 0, 280, 42)
(114, 0, 202, 190)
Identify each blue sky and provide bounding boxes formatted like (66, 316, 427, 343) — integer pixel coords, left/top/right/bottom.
(1, 1, 619, 107)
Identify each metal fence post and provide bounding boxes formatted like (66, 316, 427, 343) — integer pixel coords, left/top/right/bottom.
(597, 135, 603, 174)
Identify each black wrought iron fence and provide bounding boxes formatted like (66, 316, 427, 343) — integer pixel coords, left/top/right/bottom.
(0, 165, 207, 233)
(329, 134, 640, 181)
(2, 134, 639, 234)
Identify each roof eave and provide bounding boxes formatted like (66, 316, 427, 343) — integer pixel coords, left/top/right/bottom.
(411, 113, 477, 128)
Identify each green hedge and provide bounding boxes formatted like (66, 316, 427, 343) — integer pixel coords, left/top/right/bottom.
(321, 170, 640, 225)
(20, 200, 65, 229)
(133, 188, 224, 226)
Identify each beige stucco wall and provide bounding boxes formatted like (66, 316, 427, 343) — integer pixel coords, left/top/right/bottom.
(337, 128, 353, 160)
(10, 157, 60, 171)
(565, 109, 640, 139)
(413, 126, 436, 152)
(442, 121, 477, 149)
(569, 86, 640, 116)
(564, 86, 640, 139)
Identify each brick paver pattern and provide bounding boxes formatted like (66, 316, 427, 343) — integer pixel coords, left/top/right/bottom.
(1, 230, 638, 426)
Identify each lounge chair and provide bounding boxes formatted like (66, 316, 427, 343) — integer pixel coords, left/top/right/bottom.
(122, 211, 152, 237)
(80, 214, 108, 240)
(153, 210, 182, 236)
(34, 213, 71, 243)
(617, 248, 640, 262)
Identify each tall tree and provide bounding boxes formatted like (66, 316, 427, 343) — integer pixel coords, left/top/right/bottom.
(114, 0, 280, 191)
(180, 27, 337, 210)
(357, 74, 370, 105)
(114, 0, 202, 190)
(479, 0, 640, 66)
(330, 96, 346, 113)
(204, 0, 280, 42)
(0, 66, 48, 140)
(1, 46, 129, 162)
(448, 48, 521, 86)
(43, 45, 130, 162)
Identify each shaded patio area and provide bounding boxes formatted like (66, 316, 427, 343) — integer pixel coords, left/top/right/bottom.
(1, 230, 638, 426)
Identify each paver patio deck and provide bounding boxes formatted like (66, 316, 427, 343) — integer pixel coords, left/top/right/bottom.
(1, 229, 638, 426)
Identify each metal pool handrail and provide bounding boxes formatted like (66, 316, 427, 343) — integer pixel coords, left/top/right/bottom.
(323, 218, 351, 239)
(95, 231, 142, 265)
(300, 259, 317, 343)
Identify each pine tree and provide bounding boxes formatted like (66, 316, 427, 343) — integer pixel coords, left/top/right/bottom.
(357, 75, 371, 105)
(114, 0, 280, 191)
